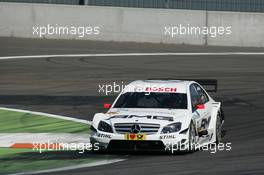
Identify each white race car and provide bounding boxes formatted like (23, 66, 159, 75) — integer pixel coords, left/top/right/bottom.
(90, 79, 224, 152)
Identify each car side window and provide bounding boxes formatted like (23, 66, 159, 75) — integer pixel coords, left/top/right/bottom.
(194, 84, 209, 104)
(190, 84, 200, 112)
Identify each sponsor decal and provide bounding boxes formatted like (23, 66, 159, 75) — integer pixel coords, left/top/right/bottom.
(125, 133, 146, 141)
(160, 135, 176, 139)
(97, 133, 111, 139)
(200, 117, 211, 130)
(145, 87, 177, 93)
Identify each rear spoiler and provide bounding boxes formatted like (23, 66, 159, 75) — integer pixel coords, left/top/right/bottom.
(147, 78, 217, 92)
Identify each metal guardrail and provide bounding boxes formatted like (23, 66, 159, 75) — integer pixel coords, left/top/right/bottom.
(1, 0, 264, 12)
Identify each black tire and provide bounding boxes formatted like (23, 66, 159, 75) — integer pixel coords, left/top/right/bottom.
(215, 113, 223, 144)
(188, 123, 196, 152)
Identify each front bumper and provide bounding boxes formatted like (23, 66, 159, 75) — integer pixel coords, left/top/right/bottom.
(90, 131, 189, 151)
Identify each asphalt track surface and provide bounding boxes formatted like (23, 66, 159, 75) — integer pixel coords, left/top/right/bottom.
(0, 37, 264, 175)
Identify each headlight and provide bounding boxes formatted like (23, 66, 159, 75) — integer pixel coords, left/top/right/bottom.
(98, 121, 113, 133)
(161, 122, 182, 134)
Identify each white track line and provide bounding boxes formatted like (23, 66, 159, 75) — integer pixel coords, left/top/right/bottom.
(8, 158, 125, 175)
(0, 107, 91, 124)
(1, 52, 264, 60)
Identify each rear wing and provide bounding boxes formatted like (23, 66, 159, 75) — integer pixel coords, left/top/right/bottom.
(147, 78, 217, 92)
(193, 79, 217, 92)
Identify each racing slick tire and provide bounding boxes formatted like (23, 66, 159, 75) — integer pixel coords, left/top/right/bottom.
(188, 123, 197, 152)
(215, 112, 223, 144)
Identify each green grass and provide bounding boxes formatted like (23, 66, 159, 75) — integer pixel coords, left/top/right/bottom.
(0, 148, 36, 156)
(0, 148, 113, 174)
(0, 109, 90, 133)
(0, 109, 108, 174)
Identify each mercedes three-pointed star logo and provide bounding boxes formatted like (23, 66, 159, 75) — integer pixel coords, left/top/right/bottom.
(131, 124, 141, 133)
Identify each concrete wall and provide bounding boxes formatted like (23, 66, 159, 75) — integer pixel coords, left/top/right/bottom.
(0, 2, 263, 47)
(207, 11, 264, 47)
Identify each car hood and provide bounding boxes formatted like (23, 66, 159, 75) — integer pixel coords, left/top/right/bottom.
(104, 108, 190, 126)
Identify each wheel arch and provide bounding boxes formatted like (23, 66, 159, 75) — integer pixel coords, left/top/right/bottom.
(208, 102, 221, 142)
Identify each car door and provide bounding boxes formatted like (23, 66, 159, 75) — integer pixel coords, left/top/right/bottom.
(194, 83, 212, 132)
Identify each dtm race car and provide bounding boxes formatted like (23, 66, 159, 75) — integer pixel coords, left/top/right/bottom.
(90, 79, 224, 152)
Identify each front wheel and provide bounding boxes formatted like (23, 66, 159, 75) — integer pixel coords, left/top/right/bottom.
(188, 123, 196, 152)
(215, 114, 223, 144)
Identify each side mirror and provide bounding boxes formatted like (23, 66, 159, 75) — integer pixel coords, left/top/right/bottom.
(103, 103, 111, 109)
(196, 104, 205, 110)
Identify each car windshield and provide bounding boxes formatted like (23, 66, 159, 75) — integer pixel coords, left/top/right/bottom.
(113, 92, 187, 109)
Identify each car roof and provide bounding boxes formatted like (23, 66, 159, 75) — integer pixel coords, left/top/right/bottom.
(124, 80, 193, 93)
